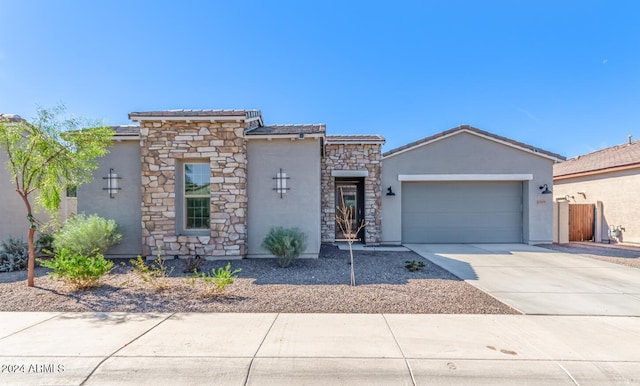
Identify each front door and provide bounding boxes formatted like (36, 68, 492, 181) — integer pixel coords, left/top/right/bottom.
(335, 179, 365, 242)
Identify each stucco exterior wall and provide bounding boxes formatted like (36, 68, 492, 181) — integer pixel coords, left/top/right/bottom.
(139, 120, 248, 258)
(554, 168, 640, 244)
(247, 139, 321, 257)
(0, 150, 54, 243)
(321, 143, 382, 244)
(381, 132, 556, 244)
(77, 140, 142, 256)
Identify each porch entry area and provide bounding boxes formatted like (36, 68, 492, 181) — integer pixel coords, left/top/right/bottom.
(335, 178, 365, 242)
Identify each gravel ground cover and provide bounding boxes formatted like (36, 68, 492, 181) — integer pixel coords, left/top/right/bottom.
(539, 242, 640, 269)
(0, 245, 517, 314)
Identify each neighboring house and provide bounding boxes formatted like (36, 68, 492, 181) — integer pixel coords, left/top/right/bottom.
(553, 138, 640, 244)
(2, 109, 564, 257)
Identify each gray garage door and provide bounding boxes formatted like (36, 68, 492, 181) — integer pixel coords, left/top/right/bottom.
(402, 181, 523, 243)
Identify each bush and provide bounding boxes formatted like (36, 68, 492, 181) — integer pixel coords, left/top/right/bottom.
(36, 233, 55, 256)
(53, 214, 122, 257)
(188, 262, 241, 297)
(262, 227, 307, 268)
(130, 254, 173, 291)
(0, 237, 28, 272)
(38, 247, 114, 290)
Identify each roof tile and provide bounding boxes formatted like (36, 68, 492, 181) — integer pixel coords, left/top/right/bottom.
(554, 140, 640, 177)
(246, 124, 326, 136)
(129, 109, 261, 119)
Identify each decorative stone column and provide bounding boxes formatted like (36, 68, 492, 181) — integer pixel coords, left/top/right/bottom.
(321, 139, 383, 244)
(136, 116, 253, 258)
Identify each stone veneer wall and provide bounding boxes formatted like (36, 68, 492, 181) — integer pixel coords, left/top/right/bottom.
(139, 120, 252, 258)
(321, 143, 382, 244)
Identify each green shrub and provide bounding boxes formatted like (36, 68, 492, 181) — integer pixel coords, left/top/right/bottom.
(130, 254, 173, 291)
(405, 260, 426, 272)
(35, 233, 55, 256)
(188, 262, 241, 297)
(53, 214, 122, 257)
(262, 227, 307, 268)
(38, 247, 114, 290)
(0, 237, 28, 272)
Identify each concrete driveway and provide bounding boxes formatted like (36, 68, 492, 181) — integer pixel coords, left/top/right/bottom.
(405, 244, 640, 316)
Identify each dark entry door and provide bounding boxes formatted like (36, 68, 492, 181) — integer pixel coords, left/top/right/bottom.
(569, 204, 595, 241)
(335, 179, 364, 241)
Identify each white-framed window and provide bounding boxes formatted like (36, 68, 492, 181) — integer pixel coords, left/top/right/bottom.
(184, 163, 210, 229)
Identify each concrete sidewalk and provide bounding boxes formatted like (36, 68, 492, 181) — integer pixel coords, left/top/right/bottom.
(0, 312, 639, 385)
(406, 243, 640, 316)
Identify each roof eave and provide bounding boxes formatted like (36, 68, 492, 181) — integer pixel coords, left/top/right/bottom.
(554, 162, 640, 180)
(383, 127, 564, 162)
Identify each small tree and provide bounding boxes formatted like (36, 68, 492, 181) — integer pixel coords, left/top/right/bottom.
(335, 187, 366, 286)
(0, 106, 113, 286)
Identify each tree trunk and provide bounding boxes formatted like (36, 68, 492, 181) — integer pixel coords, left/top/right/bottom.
(27, 228, 36, 287)
(19, 193, 36, 287)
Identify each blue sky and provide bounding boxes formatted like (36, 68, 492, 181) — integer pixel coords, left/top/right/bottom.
(1, 1, 638, 158)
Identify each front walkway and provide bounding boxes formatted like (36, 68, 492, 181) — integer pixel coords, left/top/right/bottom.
(406, 243, 640, 316)
(0, 312, 638, 385)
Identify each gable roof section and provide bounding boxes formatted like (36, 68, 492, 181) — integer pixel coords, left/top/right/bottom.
(382, 125, 565, 162)
(554, 140, 640, 179)
(0, 114, 24, 123)
(245, 124, 326, 137)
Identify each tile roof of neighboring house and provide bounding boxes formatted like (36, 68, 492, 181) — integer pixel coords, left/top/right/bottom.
(553, 140, 640, 178)
(128, 109, 262, 119)
(111, 125, 141, 136)
(245, 124, 326, 136)
(382, 125, 565, 161)
(0, 114, 25, 122)
(326, 134, 386, 143)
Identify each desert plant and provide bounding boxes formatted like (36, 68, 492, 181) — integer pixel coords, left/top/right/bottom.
(53, 214, 122, 257)
(130, 250, 173, 291)
(0, 105, 113, 287)
(35, 233, 55, 256)
(335, 187, 367, 286)
(38, 247, 114, 290)
(188, 262, 241, 297)
(0, 237, 29, 272)
(182, 255, 204, 273)
(262, 227, 307, 268)
(405, 260, 426, 272)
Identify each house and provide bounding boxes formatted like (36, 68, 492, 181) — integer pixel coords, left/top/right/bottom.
(1, 109, 564, 257)
(553, 137, 640, 244)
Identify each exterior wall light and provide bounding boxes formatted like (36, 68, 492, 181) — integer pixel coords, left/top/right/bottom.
(386, 186, 395, 196)
(539, 184, 552, 195)
(273, 168, 290, 198)
(103, 168, 121, 199)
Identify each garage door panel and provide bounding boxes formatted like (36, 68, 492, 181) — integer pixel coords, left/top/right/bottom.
(403, 227, 523, 244)
(402, 181, 523, 243)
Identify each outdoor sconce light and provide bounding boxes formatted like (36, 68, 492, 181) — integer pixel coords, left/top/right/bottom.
(273, 168, 290, 199)
(539, 184, 552, 195)
(386, 186, 395, 196)
(103, 168, 121, 199)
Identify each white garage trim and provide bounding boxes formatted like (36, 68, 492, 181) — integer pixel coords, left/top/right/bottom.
(398, 174, 533, 182)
